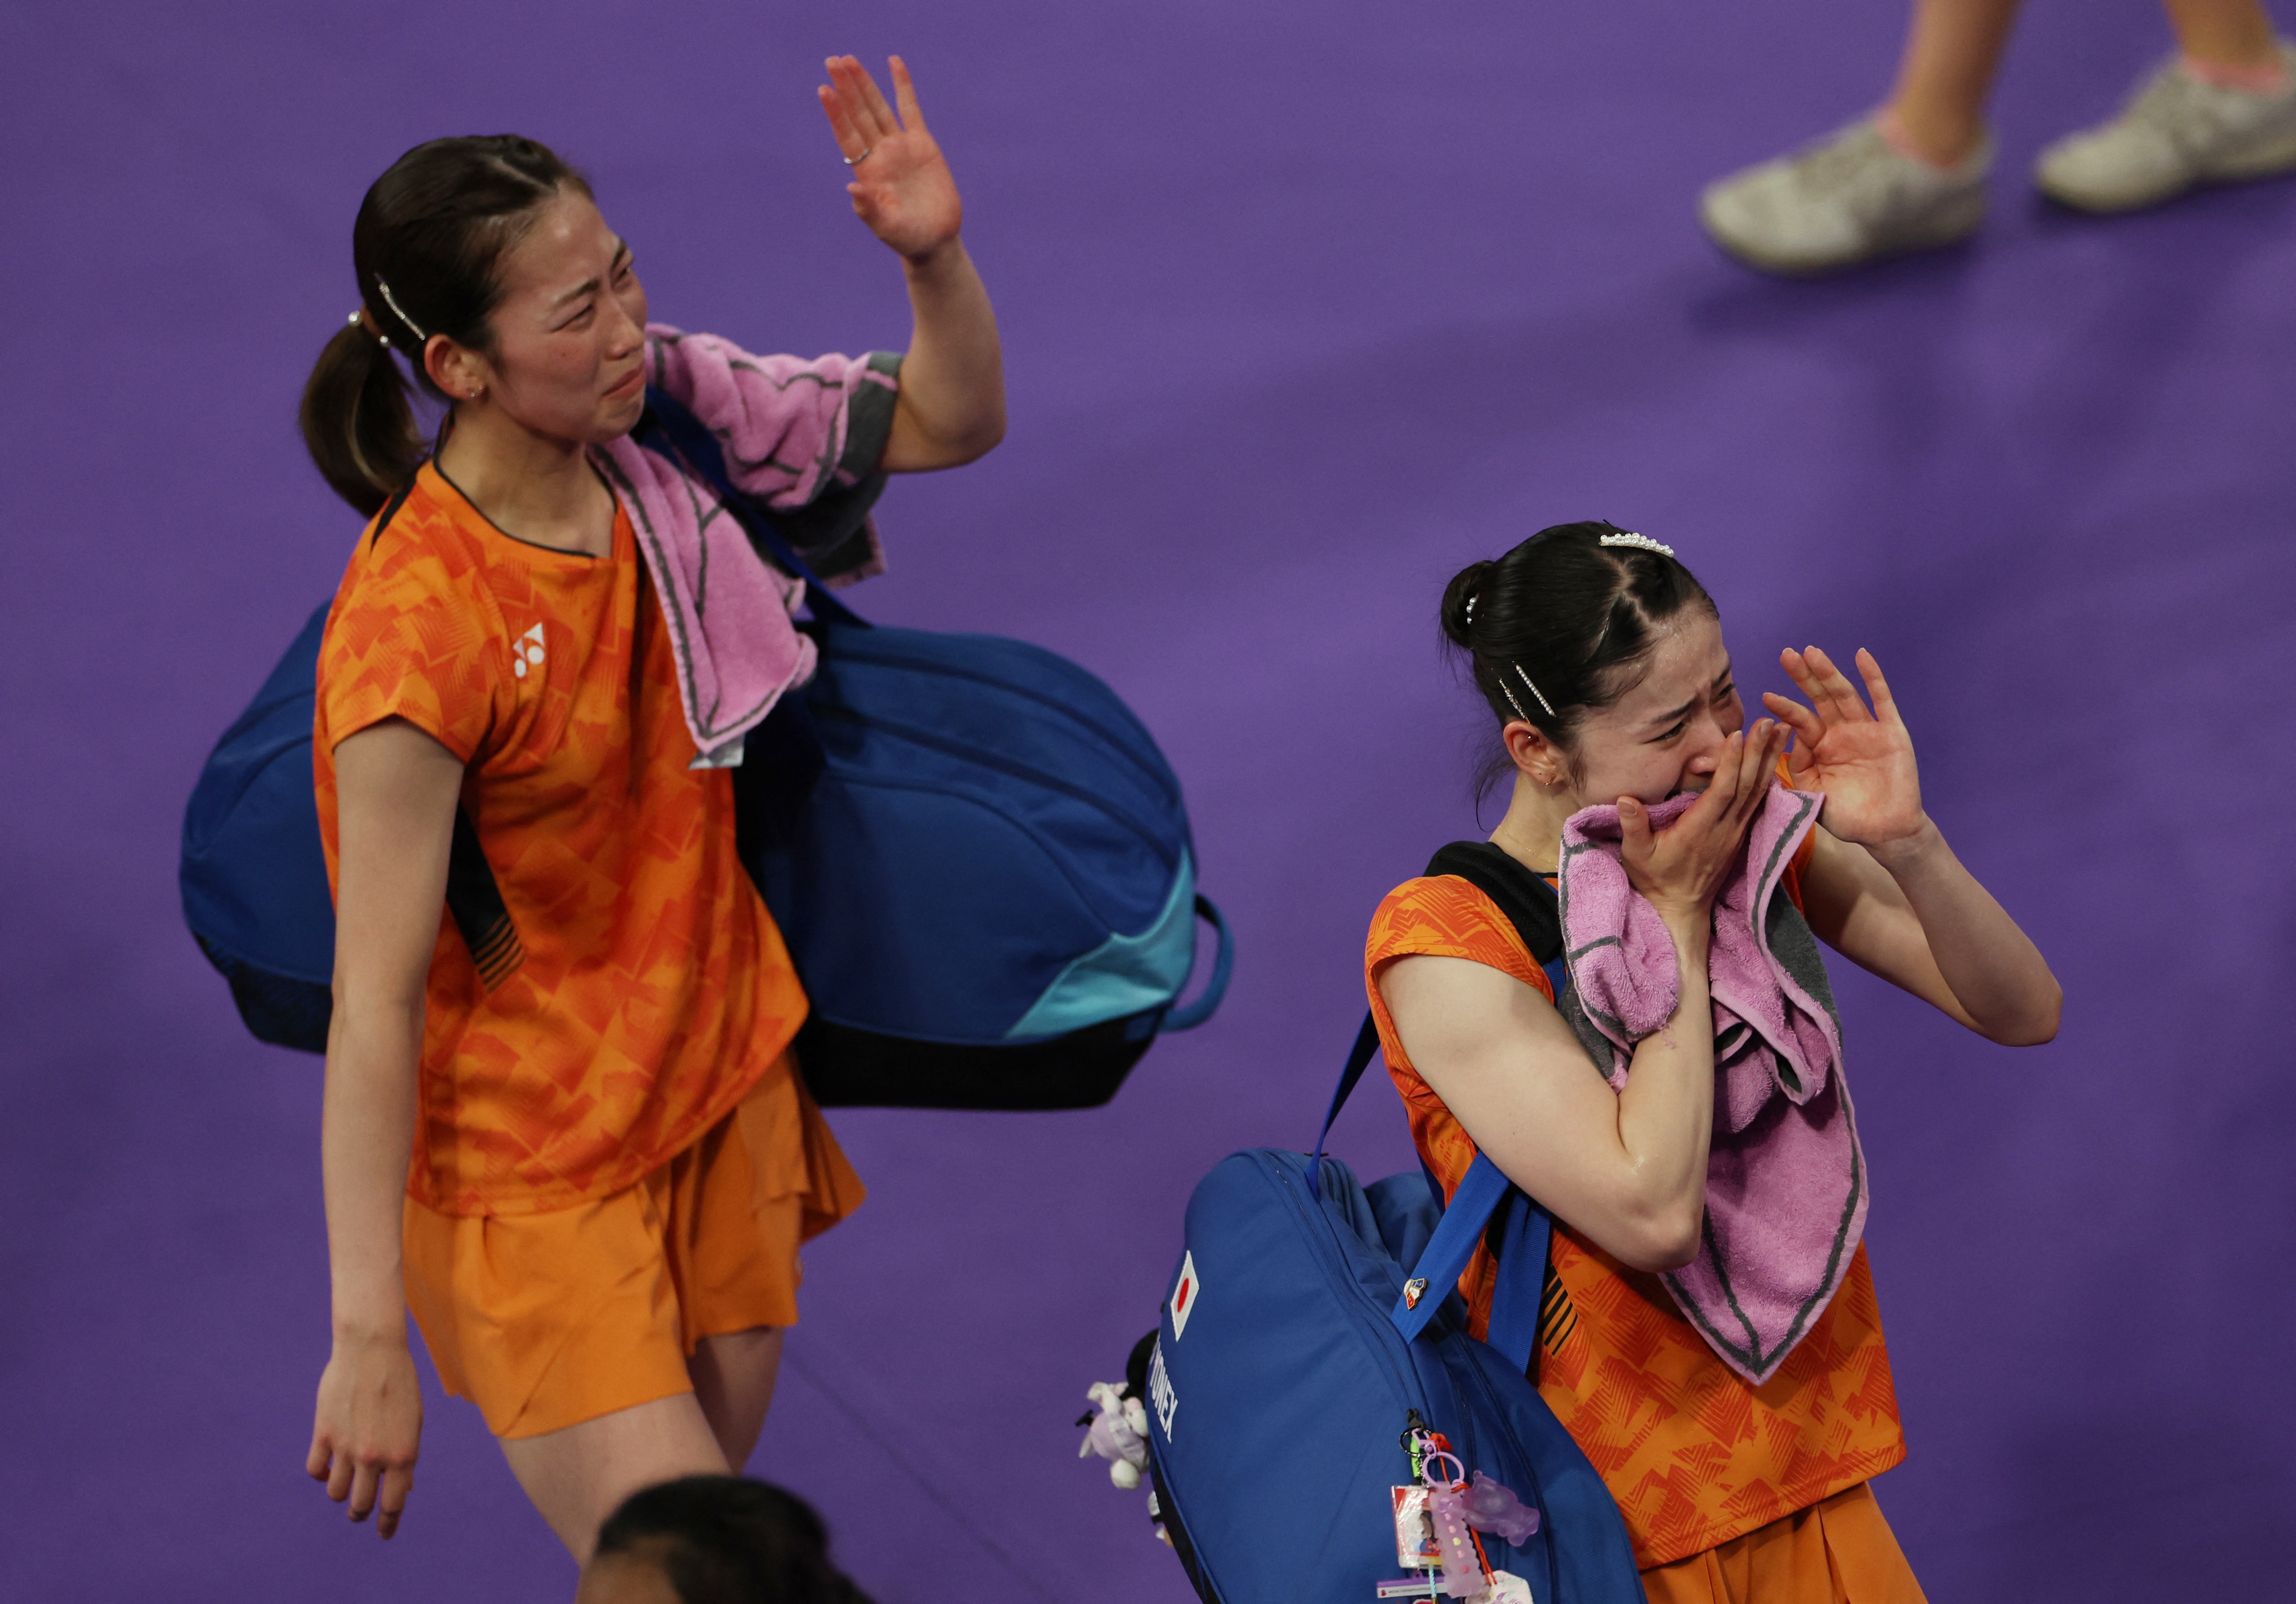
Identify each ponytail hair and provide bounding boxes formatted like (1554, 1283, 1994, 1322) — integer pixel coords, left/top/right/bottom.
(1441, 521, 1716, 791)
(299, 135, 592, 516)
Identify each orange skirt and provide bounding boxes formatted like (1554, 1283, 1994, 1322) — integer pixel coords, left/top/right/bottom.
(1639, 1483, 1926, 1604)
(402, 1053, 864, 1439)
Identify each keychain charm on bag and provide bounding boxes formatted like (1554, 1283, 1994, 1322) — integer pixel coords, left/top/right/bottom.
(1378, 1425, 1544, 1603)
(1421, 1448, 1494, 1599)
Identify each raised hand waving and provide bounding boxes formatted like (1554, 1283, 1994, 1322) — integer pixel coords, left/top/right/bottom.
(1761, 646, 1925, 848)
(819, 56, 963, 261)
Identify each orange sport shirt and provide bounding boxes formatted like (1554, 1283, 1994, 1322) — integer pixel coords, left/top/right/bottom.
(1362, 835, 1907, 1569)
(315, 462, 808, 1216)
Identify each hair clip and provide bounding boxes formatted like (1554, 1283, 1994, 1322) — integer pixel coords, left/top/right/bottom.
(1499, 680, 1527, 720)
(375, 277, 429, 343)
(1464, 591, 1478, 628)
(1599, 530, 1674, 558)
(1512, 663, 1556, 718)
(349, 309, 388, 349)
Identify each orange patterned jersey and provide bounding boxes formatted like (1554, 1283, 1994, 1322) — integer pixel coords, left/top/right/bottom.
(315, 463, 808, 1216)
(1362, 841, 1906, 1568)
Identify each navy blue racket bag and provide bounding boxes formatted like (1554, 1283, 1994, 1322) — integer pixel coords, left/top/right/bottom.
(179, 599, 338, 1051)
(635, 391, 1230, 1107)
(178, 388, 1230, 1108)
(1142, 861, 1642, 1604)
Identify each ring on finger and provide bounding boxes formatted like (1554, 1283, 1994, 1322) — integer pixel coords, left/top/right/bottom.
(842, 146, 872, 166)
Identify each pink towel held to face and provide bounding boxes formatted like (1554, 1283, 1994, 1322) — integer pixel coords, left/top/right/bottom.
(1556, 781, 1865, 1387)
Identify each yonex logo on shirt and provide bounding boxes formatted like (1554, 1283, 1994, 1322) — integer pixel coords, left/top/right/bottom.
(512, 623, 546, 679)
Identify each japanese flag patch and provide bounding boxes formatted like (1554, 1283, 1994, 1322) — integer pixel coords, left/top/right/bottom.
(1169, 1250, 1201, 1340)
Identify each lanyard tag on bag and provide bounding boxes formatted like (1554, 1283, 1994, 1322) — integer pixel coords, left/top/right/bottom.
(1390, 1483, 1444, 1570)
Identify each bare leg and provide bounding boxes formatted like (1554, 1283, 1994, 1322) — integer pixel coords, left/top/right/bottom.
(1882, 0, 2027, 166)
(498, 1392, 729, 1560)
(688, 1325, 785, 1471)
(2160, 0, 2282, 68)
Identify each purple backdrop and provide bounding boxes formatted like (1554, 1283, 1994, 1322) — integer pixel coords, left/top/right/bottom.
(4, 0, 2292, 1598)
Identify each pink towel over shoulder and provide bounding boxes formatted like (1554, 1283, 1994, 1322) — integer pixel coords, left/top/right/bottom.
(1557, 780, 1865, 1386)
(592, 324, 902, 768)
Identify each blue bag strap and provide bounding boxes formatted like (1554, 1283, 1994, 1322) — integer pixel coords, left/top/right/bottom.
(1482, 1188, 1551, 1372)
(1159, 896, 1234, 1032)
(1305, 1012, 1384, 1198)
(634, 386, 869, 631)
(1388, 1158, 1552, 1369)
(1379, 910, 1566, 1361)
(1389, 1153, 1514, 1342)
(1325, 850, 1569, 1356)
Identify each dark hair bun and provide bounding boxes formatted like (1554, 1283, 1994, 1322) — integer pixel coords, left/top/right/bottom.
(1440, 559, 1495, 648)
(1439, 521, 1713, 741)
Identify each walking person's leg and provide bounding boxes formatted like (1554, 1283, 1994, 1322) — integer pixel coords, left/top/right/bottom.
(499, 1394, 732, 1558)
(2161, 0, 2283, 75)
(1880, 0, 2027, 165)
(1700, 0, 2018, 274)
(689, 1326, 787, 1471)
(2035, 0, 2296, 210)
(496, 1328, 788, 1557)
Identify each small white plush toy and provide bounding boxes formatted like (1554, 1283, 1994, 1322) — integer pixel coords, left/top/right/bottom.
(1077, 1380, 1152, 1490)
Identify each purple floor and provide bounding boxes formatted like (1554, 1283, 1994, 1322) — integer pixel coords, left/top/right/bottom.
(5, 0, 2294, 1598)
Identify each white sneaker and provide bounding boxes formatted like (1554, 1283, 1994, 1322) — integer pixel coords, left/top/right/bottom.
(1700, 118, 1992, 276)
(2034, 42, 2296, 213)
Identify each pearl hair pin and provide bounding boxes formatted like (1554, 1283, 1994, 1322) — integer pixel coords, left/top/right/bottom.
(1513, 663, 1557, 718)
(1599, 531, 1675, 558)
(375, 278, 429, 343)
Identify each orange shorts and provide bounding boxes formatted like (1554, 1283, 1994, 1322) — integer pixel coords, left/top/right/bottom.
(1640, 1483, 1926, 1604)
(402, 1053, 865, 1440)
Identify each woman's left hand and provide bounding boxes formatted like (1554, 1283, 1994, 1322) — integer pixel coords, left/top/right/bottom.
(1761, 646, 1925, 848)
(819, 56, 962, 261)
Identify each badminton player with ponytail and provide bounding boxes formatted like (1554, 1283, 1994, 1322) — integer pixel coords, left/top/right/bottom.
(299, 57, 1002, 1558)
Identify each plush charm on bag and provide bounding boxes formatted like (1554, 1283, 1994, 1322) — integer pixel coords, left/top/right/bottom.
(1078, 1380, 1152, 1490)
(1074, 1334, 1173, 1546)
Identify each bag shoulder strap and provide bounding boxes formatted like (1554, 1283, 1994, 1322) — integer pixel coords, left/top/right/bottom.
(351, 481, 525, 989)
(1387, 1155, 1549, 1376)
(1382, 842, 1568, 1371)
(1424, 839, 1566, 993)
(365, 475, 420, 550)
(1315, 842, 1566, 1154)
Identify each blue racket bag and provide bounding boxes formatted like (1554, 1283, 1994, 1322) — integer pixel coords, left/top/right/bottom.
(178, 388, 1231, 1109)
(1142, 859, 1643, 1604)
(179, 597, 340, 1053)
